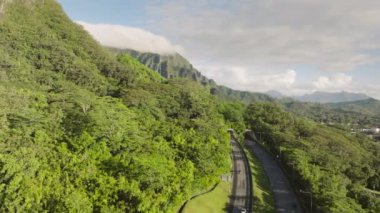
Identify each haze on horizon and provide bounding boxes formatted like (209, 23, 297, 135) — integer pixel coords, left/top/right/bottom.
(59, 0, 380, 99)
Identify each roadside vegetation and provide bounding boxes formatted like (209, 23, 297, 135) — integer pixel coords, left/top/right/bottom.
(244, 147, 275, 213)
(244, 103, 380, 213)
(182, 181, 231, 213)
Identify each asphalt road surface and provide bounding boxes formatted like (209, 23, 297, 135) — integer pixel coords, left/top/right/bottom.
(230, 140, 251, 213)
(246, 140, 303, 213)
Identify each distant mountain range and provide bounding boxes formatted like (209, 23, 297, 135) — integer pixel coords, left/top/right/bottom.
(265, 90, 287, 99)
(265, 90, 373, 103)
(281, 98, 380, 126)
(113, 48, 380, 119)
(327, 98, 380, 116)
(294, 91, 371, 103)
(117, 48, 380, 126)
(113, 48, 274, 104)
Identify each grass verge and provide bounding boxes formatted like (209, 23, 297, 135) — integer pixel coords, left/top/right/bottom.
(244, 147, 276, 213)
(181, 181, 231, 213)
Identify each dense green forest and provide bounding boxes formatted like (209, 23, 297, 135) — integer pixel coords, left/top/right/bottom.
(0, 0, 230, 212)
(244, 103, 380, 212)
(0, 0, 379, 213)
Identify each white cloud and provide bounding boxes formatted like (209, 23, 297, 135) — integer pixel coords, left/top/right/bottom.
(145, 0, 380, 96)
(148, 0, 380, 71)
(313, 73, 352, 91)
(70, 1, 380, 98)
(76, 21, 183, 54)
(199, 64, 296, 92)
(269, 69, 297, 88)
(362, 84, 380, 99)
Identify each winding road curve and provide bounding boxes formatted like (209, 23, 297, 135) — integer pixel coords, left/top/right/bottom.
(229, 140, 251, 213)
(246, 140, 303, 213)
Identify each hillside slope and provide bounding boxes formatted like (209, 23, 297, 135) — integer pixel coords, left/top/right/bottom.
(0, 1, 230, 212)
(327, 98, 380, 116)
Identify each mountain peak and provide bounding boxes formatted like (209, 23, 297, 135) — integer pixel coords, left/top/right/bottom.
(117, 48, 213, 83)
(118, 48, 274, 104)
(265, 90, 286, 99)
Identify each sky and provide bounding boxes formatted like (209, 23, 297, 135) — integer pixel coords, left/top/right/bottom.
(59, 0, 380, 98)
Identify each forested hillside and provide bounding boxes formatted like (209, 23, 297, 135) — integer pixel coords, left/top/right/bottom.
(0, 0, 230, 212)
(244, 103, 380, 212)
(327, 98, 380, 116)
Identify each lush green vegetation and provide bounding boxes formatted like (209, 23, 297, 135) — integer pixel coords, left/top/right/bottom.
(116, 29, 380, 213)
(327, 98, 380, 116)
(182, 181, 231, 213)
(1, 1, 379, 213)
(244, 147, 275, 213)
(0, 1, 230, 212)
(244, 103, 380, 213)
(217, 101, 246, 133)
(281, 99, 380, 129)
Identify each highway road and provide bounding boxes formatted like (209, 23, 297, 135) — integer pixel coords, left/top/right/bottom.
(229, 140, 251, 213)
(246, 140, 302, 213)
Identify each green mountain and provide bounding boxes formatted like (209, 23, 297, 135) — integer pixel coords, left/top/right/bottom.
(294, 91, 371, 103)
(266, 90, 287, 99)
(121, 49, 213, 84)
(327, 98, 380, 116)
(0, 1, 379, 212)
(117, 49, 274, 104)
(0, 1, 230, 212)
